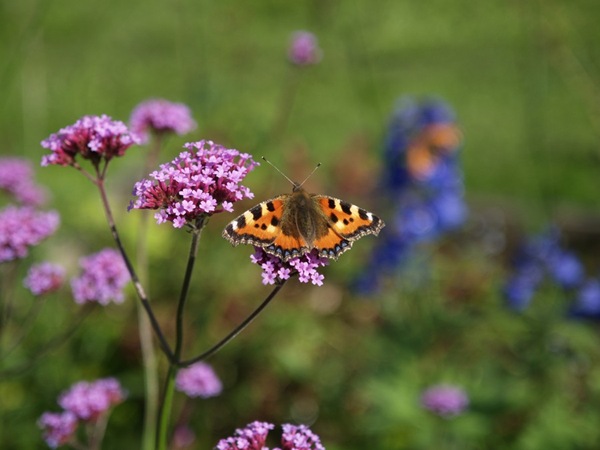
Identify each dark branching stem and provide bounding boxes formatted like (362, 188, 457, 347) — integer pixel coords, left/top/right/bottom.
(178, 280, 287, 367)
(95, 175, 176, 363)
(174, 220, 205, 360)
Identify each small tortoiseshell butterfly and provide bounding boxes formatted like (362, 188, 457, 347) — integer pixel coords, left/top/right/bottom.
(222, 160, 385, 262)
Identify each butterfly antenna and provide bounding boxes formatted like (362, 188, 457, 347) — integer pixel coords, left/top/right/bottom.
(261, 156, 296, 186)
(298, 162, 321, 188)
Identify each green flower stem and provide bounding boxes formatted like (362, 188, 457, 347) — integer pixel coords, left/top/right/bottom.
(178, 280, 287, 367)
(136, 134, 165, 450)
(156, 222, 204, 450)
(156, 364, 177, 450)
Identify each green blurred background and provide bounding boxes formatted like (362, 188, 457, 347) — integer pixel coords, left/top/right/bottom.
(2, 0, 600, 449)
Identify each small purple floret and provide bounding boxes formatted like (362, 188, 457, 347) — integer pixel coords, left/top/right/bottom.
(288, 31, 322, 66)
(175, 362, 223, 398)
(250, 248, 328, 286)
(58, 377, 126, 422)
(37, 411, 78, 448)
(421, 384, 469, 418)
(129, 98, 197, 144)
(215, 421, 325, 450)
(24, 262, 65, 296)
(70, 248, 130, 305)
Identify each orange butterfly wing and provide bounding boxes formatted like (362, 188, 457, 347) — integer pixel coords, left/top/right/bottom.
(222, 196, 310, 260)
(312, 195, 385, 260)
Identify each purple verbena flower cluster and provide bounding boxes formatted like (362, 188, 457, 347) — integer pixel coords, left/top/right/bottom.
(58, 378, 126, 421)
(279, 424, 325, 450)
(250, 248, 328, 286)
(41, 115, 140, 167)
(129, 140, 258, 228)
(288, 31, 322, 66)
(0, 206, 60, 263)
(24, 262, 65, 296)
(355, 97, 466, 294)
(70, 248, 130, 305)
(216, 421, 273, 450)
(129, 98, 197, 144)
(175, 362, 223, 398)
(215, 421, 325, 450)
(0, 157, 48, 206)
(420, 384, 469, 418)
(39, 378, 126, 448)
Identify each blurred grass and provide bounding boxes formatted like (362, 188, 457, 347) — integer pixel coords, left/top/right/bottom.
(2, 0, 600, 449)
(2, 0, 600, 211)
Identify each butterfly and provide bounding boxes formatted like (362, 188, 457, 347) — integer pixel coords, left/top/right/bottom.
(222, 165, 385, 262)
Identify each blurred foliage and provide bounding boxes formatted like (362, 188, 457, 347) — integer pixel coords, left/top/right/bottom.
(1, 0, 600, 449)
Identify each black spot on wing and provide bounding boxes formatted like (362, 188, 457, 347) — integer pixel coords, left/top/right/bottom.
(340, 202, 352, 215)
(266, 201, 276, 212)
(358, 208, 369, 220)
(270, 216, 280, 227)
(330, 213, 338, 223)
(250, 204, 263, 220)
(328, 198, 336, 209)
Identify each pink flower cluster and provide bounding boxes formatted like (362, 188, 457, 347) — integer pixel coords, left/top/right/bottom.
(70, 248, 130, 305)
(129, 140, 258, 228)
(0, 206, 59, 263)
(38, 378, 126, 448)
(215, 421, 325, 450)
(175, 362, 223, 398)
(129, 98, 197, 144)
(0, 157, 48, 206)
(420, 384, 469, 418)
(41, 114, 140, 167)
(250, 248, 328, 286)
(58, 378, 126, 421)
(288, 31, 322, 66)
(37, 411, 78, 448)
(23, 262, 65, 296)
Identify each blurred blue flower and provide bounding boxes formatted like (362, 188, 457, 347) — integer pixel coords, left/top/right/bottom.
(503, 227, 588, 312)
(355, 97, 466, 295)
(570, 279, 600, 319)
(503, 274, 540, 312)
(547, 251, 584, 289)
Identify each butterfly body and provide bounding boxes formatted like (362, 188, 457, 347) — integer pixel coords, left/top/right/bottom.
(223, 184, 384, 262)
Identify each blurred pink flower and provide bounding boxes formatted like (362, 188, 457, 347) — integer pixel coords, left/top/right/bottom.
(24, 262, 65, 296)
(70, 248, 130, 305)
(288, 31, 322, 66)
(129, 98, 197, 144)
(0, 206, 59, 263)
(38, 411, 78, 448)
(0, 157, 48, 206)
(58, 377, 126, 422)
(175, 362, 222, 398)
(421, 384, 469, 418)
